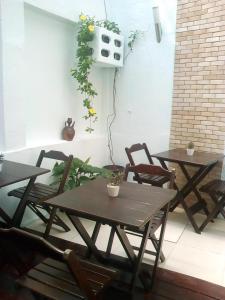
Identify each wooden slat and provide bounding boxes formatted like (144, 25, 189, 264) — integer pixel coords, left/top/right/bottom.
(35, 183, 58, 193)
(44, 258, 117, 282)
(189, 202, 206, 215)
(9, 183, 57, 199)
(200, 179, 225, 195)
(35, 263, 75, 285)
(26, 268, 83, 297)
(153, 280, 214, 300)
(18, 275, 84, 300)
(133, 174, 169, 186)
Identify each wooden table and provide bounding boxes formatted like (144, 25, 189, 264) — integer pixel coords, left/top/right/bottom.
(152, 148, 224, 233)
(44, 177, 176, 291)
(0, 160, 49, 227)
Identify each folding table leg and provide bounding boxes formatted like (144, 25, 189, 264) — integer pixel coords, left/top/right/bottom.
(180, 163, 209, 216)
(178, 192, 201, 234)
(151, 233, 165, 262)
(0, 207, 11, 225)
(115, 226, 137, 264)
(106, 227, 116, 257)
(11, 177, 36, 227)
(150, 203, 169, 289)
(68, 215, 105, 263)
(86, 222, 101, 258)
(129, 220, 152, 291)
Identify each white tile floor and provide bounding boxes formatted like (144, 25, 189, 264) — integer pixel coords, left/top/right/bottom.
(29, 207, 225, 287)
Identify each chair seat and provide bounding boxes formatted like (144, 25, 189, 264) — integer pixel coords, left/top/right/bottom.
(133, 174, 169, 187)
(200, 179, 225, 196)
(8, 183, 58, 203)
(17, 257, 118, 300)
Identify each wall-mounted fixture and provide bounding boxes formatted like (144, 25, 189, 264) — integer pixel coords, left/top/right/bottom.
(89, 26, 124, 67)
(152, 6, 162, 43)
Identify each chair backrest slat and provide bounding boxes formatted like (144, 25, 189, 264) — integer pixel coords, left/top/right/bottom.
(44, 150, 72, 161)
(125, 143, 154, 166)
(35, 150, 73, 194)
(0, 227, 64, 261)
(124, 163, 175, 189)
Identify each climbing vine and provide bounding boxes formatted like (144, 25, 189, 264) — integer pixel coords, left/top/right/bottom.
(71, 14, 141, 134)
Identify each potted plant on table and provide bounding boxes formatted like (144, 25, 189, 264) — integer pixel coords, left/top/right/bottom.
(186, 142, 195, 156)
(107, 171, 124, 197)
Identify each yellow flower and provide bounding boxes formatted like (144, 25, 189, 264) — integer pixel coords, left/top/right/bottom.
(88, 24, 95, 32)
(79, 15, 87, 21)
(89, 108, 96, 115)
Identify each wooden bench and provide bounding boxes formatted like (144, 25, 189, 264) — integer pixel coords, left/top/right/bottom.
(0, 228, 118, 300)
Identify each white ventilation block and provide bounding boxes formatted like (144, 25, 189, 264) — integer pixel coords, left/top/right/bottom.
(89, 26, 124, 68)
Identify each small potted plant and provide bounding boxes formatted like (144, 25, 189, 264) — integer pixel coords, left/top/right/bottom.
(107, 171, 124, 197)
(0, 153, 4, 172)
(187, 142, 195, 156)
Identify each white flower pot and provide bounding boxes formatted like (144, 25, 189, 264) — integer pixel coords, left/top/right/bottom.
(187, 148, 194, 156)
(107, 184, 120, 197)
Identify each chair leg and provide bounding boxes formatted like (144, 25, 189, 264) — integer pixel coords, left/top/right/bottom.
(44, 207, 57, 239)
(45, 206, 70, 232)
(199, 196, 225, 231)
(29, 203, 70, 232)
(211, 193, 225, 219)
(28, 203, 49, 224)
(52, 213, 70, 232)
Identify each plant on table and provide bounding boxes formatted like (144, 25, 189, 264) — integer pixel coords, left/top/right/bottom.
(186, 141, 195, 156)
(51, 157, 110, 190)
(187, 142, 194, 149)
(107, 171, 124, 197)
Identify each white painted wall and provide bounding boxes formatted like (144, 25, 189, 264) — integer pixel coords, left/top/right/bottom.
(24, 0, 106, 22)
(0, 0, 108, 224)
(24, 5, 75, 145)
(105, 0, 177, 165)
(0, 0, 26, 151)
(24, 4, 106, 145)
(0, 0, 107, 150)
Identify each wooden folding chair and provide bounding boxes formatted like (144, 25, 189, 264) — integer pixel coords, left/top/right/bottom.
(199, 179, 225, 231)
(8, 150, 73, 232)
(0, 227, 118, 300)
(125, 143, 171, 187)
(111, 164, 175, 264)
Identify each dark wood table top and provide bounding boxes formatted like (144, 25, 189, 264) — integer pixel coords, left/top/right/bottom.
(46, 178, 177, 228)
(152, 148, 224, 167)
(0, 160, 49, 188)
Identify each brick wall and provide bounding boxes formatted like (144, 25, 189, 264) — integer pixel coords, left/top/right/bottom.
(170, 0, 225, 207)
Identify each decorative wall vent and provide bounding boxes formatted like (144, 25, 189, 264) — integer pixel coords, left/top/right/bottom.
(89, 27, 124, 67)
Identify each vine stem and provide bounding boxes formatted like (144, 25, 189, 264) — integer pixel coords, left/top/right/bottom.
(107, 68, 118, 165)
(107, 48, 133, 165)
